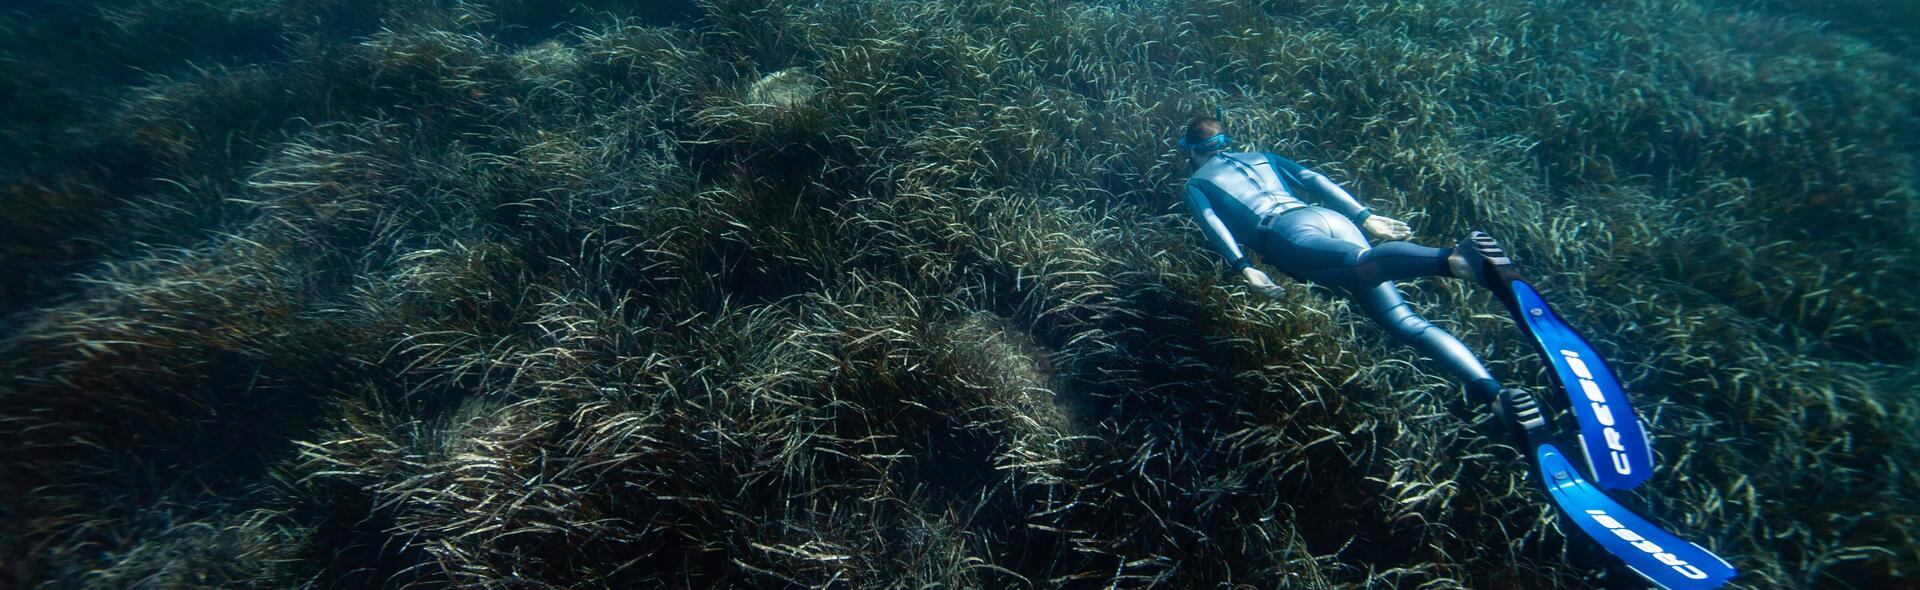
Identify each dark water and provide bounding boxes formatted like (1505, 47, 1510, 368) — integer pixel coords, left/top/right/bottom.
(1, 0, 1915, 587)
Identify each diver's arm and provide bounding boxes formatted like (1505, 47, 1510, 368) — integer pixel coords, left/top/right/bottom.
(1295, 168, 1371, 220)
(1270, 154, 1412, 240)
(1183, 183, 1250, 271)
(1268, 154, 1372, 221)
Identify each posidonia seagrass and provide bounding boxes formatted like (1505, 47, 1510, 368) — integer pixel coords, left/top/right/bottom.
(2, 0, 1914, 587)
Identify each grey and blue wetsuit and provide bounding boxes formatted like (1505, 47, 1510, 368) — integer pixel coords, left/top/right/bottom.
(1184, 152, 1501, 400)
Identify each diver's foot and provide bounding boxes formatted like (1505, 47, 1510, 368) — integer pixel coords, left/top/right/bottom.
(1468, 378, 1503, 406)
(1449, 231, 1516, 290)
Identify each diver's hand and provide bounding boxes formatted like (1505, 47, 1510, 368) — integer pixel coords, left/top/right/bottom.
(1242, 267, 1285, 299)
(1362, 215, 1414, 241)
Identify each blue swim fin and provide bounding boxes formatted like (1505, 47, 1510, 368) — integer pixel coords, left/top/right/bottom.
(1455, 232, 1655, 489)
(1505, 279, 1655, 490)
(1534, 443, 1737, 589)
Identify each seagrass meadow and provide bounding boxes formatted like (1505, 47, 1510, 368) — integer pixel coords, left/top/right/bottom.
(2, 0, 1916, 587)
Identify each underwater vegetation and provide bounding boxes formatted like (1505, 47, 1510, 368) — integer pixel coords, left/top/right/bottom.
(1, 0, 1916, 587)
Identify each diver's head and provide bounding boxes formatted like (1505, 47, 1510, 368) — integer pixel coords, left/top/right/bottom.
(1178, 117, 1230, 171)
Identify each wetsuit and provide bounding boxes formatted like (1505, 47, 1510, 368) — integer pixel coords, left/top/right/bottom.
(1184, 152, 1501, 401)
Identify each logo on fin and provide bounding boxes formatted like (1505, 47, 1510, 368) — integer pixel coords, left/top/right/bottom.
(1562, 349, 1632, 476)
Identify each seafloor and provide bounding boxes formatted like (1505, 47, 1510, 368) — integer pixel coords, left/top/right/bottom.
(1, 0, 1915, 588)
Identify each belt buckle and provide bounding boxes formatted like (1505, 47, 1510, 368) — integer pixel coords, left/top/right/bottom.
(1260, 205, 1299, 228)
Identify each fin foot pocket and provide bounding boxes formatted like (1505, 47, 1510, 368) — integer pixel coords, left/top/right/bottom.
(1498, 387, 1550, 448)
(1451, 230, 1518, 290)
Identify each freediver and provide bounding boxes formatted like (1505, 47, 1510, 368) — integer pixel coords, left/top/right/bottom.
(1174, 115, 1740, 587)
(1176, 115, 1520, 408)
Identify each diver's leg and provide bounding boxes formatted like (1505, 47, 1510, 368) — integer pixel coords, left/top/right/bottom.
(1352, 280, 1502, 404)
(1257, 210, 1503, 402)
(1350, 242, 1454, 285)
